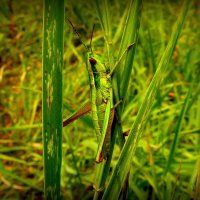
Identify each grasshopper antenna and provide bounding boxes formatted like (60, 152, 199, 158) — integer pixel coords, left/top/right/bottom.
(67, 19, 89, 52)
(90, 24, 95, 55)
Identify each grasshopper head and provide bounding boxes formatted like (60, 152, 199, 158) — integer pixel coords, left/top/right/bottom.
(89, 57, 97, 65)
(87, 52, 97, 67)
(87, 52, 96, 65)
(88, 54, 108, 74)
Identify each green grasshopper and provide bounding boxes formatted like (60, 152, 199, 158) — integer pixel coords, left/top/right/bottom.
(63, 20, 133, 163)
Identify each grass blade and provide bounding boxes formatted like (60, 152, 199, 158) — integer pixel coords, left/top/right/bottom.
(113, 0, 142, 150)
(119, 0, 142, 111)
(42, 0, 64, 199)
(95, 0, 114, 67)
(102, 1, 191, 199)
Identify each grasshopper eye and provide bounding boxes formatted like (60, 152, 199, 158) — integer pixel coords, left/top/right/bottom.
(89, 58, 97, 65)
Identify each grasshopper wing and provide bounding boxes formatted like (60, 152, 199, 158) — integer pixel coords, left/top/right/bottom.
(96, 103, 115, 163)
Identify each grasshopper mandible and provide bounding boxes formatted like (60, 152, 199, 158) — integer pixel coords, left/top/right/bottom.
(63, 20, 134, 163)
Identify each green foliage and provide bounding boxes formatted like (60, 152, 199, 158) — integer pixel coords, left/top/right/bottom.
(103, 1, 191, 199)
(0, 0, 199, 199)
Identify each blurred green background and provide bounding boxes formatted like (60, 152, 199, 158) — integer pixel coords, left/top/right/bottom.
(0, 0, 199, 199)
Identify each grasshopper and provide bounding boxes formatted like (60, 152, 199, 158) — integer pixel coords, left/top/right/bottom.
(63, 20, 134, 163)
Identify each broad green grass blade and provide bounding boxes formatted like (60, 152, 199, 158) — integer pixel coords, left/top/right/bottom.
(42, 0, 64, 199)
(113, 0, 142, 150)
(102, 1, 191, 199)
(119, 0, 142, 110)
(165, 79, 194, 175)
(112, 0, 138, 103)
(113, 0, 142, 197)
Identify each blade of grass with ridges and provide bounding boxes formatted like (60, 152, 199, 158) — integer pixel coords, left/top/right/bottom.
(42, 0, 64, 199)
(113, 0, 142, 198)
(116, 0, 142, 149)
(95, 0, 114, 68)
(102, 1, 191, 199)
